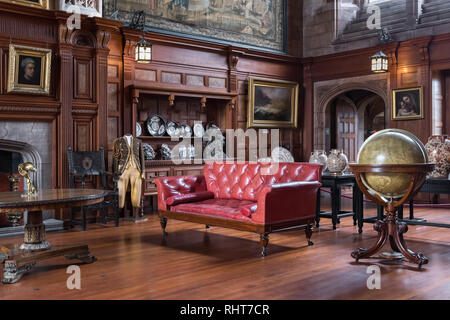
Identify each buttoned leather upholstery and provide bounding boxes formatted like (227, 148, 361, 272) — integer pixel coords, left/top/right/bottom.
(203, 162, 321, 202)
(156, 162, 322, 224)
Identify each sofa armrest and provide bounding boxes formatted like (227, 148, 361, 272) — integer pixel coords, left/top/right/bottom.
(155, 175, 207, 211)
(252, 181, 321, 224)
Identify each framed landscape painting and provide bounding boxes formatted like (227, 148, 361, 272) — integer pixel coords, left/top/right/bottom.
(7, 44, 52, 95)
(392, 87, 423, 120)
(247, 77, 299, 128)
(0, 0, 49, 9)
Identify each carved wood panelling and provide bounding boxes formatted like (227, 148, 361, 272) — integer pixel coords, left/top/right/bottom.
(135, 69, 156, 81)
(401, 72, 418, 86)
(0, 13, 57, 42)
(186, 74, 204, 87)
(107, 117, 118, 148)
(108, 65, 118, 78)
(107, 83, 118, 112)
(161, 72, 181, 84)
(74, 58, 93, 100)
(73, 117, 94, 152)
(209, 77, 226, 89)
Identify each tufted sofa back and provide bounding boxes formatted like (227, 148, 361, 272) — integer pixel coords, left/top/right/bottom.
(203, 162, 322, 201)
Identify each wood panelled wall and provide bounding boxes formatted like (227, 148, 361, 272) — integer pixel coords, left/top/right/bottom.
(302, 34, 450, 160)
(0, 4, 121, 222)
(107, 28, 303, 163)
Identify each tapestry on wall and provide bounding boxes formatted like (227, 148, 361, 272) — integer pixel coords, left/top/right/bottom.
(104, 0, 285, 52)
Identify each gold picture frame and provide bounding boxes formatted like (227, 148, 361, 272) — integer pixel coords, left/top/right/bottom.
(247, 77, 299, 128)
(392, 86, 424, 120)
(0, 0, 49, 9)
(7, 44, 52, 95)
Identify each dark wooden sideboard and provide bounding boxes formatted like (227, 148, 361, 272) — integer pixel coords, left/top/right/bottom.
(144, 160, 205, 196)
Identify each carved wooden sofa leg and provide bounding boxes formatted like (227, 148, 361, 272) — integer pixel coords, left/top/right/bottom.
(305, 223, 314, 246)
(260, 233, 269, 257)
(160, 217, 168, 236)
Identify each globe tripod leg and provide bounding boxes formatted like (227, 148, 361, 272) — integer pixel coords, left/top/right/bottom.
(351, 221, 387, 262)
(389, 222, 408, 252)
(391, 223, 428, 268)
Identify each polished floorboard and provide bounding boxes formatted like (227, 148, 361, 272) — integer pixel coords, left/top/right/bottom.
(1, 199, 450, 300)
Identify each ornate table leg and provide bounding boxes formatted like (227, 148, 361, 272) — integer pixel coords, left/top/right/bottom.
(65, 249, 97, 264)
(20, 210, 51, 251)
(2, 244, 97, 284)
(3, 260, 36, 284)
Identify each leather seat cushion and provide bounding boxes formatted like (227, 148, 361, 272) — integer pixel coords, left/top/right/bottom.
(171, 198, 256, 223)
(166, 191, 214, 206)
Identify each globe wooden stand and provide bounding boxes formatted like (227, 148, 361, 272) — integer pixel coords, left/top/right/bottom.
(349, 164, 434, 268)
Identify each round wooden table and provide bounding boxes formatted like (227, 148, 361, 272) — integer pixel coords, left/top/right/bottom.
(0, 189, 107, 284)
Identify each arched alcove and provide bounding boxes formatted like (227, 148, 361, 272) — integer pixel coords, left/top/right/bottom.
(313, 73, 390, 155)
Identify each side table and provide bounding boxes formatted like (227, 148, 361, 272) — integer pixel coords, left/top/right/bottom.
(316, 174, 364, 230)
(362, 178, 450, 230)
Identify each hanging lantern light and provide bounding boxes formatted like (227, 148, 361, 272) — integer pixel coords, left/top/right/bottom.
(135, 36, 152, 63)
(131, 10, 152, 64)
(371, 50, 388, 73)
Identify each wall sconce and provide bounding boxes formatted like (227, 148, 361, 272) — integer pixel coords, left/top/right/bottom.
(130, 10, 152, 63)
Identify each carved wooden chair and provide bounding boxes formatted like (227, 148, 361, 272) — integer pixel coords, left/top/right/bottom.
(67, 146, 119, 231)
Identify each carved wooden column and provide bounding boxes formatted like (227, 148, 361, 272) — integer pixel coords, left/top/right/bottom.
(227, 48, 240, 130)
(58, 22, 75, 188)
(95, 28, 111, 151)
(302, 60, 313, 161)
(131, 89, 140, 136)
(122, 34, 138, 135)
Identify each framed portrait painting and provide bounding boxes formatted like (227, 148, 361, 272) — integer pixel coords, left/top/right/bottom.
(0, 0, 49, 9)
(247, 77, 299, 128)
(392, 87, 424, 120)
(7, 44, 52, 95)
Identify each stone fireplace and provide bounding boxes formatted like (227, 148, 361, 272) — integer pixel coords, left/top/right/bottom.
(0, 121, 63, 237)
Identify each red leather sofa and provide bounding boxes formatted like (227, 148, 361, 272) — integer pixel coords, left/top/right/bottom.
(155, 161, 322, 256)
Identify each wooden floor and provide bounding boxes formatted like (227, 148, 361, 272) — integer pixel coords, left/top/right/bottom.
(1, 199, 450, 300)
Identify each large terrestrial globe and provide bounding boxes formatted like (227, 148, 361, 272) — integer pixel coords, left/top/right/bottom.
(357, 129, 428, 199)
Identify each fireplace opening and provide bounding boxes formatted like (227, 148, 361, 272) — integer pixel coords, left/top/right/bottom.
(0, 135, 63, 237)
(0, 150, 25, 227)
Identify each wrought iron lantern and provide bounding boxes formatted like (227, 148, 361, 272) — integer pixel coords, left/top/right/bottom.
(135, 37, 152, 63)
(371, 50, 388, 73)
(371, 28, 392, 73)
(131, 10, 152, 63)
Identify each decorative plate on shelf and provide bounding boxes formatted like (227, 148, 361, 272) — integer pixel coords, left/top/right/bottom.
(193, 123, 205, 138)
(166, 121, 181, 138)
(142, 143, 156, 160)
(146, 115, 166, 137)
(204, 123, 224, 141)
(180, 124, 192, 138)
(271, 147, 294, 163)
(136, 122, 142, 137)
(160, 144, 172, 160)
(204, 140, 226, 160)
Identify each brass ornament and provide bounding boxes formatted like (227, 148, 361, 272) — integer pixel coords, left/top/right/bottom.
(18, 162, 38, 196)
